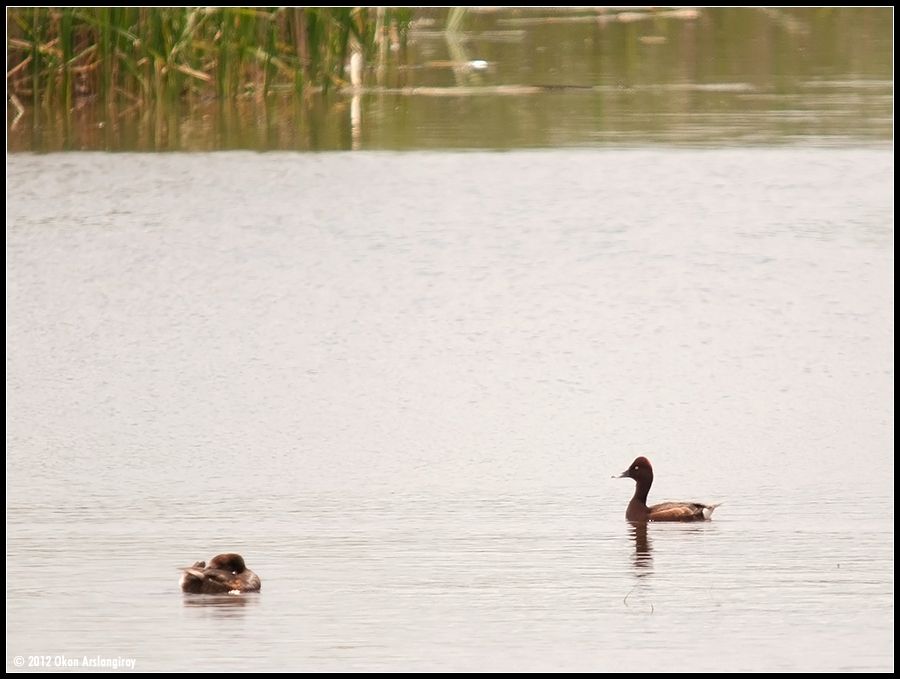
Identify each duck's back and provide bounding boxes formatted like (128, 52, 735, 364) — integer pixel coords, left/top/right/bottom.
(180, 563, 261, 594)
(648, 501, 720, 522)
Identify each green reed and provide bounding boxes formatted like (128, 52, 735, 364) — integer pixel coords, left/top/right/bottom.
(7, 7, 412, 109)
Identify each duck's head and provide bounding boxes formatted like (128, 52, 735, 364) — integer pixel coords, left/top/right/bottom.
(617, 456, 654, 485)
(209, 553, 247, 574)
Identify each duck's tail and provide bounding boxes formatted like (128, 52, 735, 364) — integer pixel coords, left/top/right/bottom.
(179, 562, 208, 593)
(702, 503, 722, 520)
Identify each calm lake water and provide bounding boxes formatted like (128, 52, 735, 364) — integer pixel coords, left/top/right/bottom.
(5, 149, 893, 671)
(8, 7, 892, 151)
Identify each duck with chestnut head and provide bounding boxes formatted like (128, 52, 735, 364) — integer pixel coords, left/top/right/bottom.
(617, 457, 720, 522)
(180, 553, 261, 594)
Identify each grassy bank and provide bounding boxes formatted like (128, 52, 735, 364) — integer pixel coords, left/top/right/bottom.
(7, 7, 410, 111)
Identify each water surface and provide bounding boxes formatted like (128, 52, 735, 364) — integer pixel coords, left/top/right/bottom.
(6, 149, 893, 671)
(8, 7, 892, 151)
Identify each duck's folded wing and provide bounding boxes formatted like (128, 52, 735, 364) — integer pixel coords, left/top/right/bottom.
(203, 569, 236, 585)
(648, 502, 705, 521)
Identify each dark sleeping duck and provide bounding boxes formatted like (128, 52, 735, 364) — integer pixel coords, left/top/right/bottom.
(617, 456, 720, 522)
(180, 553, 261, 594)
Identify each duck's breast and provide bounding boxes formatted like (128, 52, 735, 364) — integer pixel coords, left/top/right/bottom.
(241, 571, 261, 593)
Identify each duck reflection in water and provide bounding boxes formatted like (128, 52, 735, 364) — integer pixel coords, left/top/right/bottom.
(629, 521, 653, 573)
(182, 592, 259, 613)
(184, 594, 259, 608)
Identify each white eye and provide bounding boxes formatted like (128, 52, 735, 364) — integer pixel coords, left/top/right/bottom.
(633, 466, 638, 470)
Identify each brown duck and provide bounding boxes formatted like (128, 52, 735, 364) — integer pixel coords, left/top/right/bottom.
(617, 456, 720, 522)
(180, 553, 261, 594)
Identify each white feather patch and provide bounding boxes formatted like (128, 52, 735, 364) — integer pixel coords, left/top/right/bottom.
(702, 503, 722, 520)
